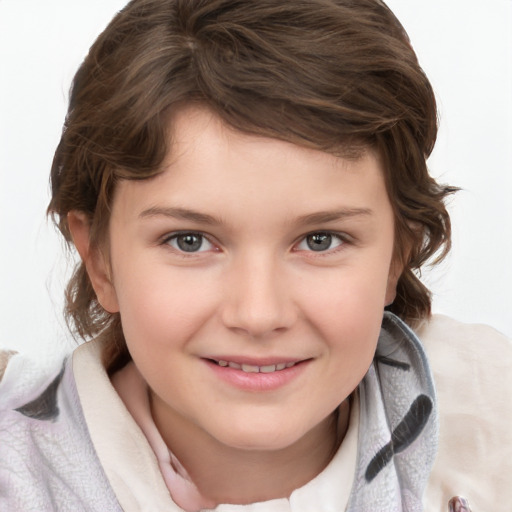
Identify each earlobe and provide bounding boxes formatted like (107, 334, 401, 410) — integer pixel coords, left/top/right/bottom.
(67, 211, 120, 314)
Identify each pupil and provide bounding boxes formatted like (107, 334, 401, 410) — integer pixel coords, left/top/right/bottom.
(177, 234, 202, 252)
(307, 233, 332, 251)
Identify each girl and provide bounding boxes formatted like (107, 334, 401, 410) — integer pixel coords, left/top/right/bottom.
(1, 1, 510, 510)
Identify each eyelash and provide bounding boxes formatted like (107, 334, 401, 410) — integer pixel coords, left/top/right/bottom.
(160, 230, 351, 257)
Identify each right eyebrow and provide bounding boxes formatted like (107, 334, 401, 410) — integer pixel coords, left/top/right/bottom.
(296, 208, 374, 226)
(138, 206, 221, 225)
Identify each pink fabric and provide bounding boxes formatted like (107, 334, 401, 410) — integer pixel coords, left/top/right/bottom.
(111, 362, 216, 512)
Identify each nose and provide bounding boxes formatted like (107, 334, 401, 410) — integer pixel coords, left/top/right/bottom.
(220, 252, 297, 339)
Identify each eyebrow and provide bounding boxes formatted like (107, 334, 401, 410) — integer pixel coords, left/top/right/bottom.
(296, 208, 373, 225)
(139, 206, 373, 226)
(139, 206, 221, 225)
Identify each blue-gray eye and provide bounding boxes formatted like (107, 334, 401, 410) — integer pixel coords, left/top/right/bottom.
(297, 232, 344, 252)
(307, 233, 332, 251)
(167, 233, 213, 252)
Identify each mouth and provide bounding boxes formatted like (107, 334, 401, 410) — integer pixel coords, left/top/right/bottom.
(204, 357, 310, 391)
(210, 359, 298, 374)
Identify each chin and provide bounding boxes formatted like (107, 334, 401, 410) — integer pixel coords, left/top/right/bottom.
(214, 422, 306, 453)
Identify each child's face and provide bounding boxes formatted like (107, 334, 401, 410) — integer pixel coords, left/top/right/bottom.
(88, 106, 398, 452)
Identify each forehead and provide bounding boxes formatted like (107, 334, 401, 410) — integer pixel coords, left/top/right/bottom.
(167, 105, 371, 166)
(111, 106, 391, 228)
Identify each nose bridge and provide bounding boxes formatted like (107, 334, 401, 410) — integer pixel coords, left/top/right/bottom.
(222, 249, 294, 337)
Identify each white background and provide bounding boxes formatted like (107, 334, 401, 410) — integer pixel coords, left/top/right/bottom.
(0, 0, 511, 356)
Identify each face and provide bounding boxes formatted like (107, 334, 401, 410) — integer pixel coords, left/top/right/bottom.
(82, 107, 398, 453)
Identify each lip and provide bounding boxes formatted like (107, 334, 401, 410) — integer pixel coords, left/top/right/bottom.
(203, 357, 311, 392)
(205, 355, 304, 367)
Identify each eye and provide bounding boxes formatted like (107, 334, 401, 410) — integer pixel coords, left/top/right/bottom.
(296, 232, 345, 252)
(164, 232, 214, 253)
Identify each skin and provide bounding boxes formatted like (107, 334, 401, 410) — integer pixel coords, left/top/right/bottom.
(69, 106, 400, 505)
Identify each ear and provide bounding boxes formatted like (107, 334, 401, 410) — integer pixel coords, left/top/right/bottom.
(67, 211, 119, 313)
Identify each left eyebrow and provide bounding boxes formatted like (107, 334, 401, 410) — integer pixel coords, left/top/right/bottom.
(138, 206, 221, 225)
(296, 208, 374, 225)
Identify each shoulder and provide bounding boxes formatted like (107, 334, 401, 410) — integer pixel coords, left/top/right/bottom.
(0, 350, 17, 381)
(414, 316, 512, 511)
(0, 347, 121, 511)
(0, 348, 71, 413)
(416, 315, 512, 421)
(0, 349, 69, 506)
(415, 313, 510, 358)
(415, 314, 512, 401)
(0, 348, 74, 442)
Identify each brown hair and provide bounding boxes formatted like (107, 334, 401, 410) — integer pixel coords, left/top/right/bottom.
(48, 0, 456, 372)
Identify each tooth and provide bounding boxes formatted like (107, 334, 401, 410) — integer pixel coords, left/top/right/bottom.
(218, 360, 228, 367)
(260, 365, 276, 373)
(285, 362, 296, 368)
(241, 364, 260, 373)
(276, 363, 286, 371)
(228, 362, 241, 370)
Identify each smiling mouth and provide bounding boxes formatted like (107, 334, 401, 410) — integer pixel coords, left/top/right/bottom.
(210, 360, 298, 374)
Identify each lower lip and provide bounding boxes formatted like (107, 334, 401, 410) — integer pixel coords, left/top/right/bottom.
(204, 360, 309, 392)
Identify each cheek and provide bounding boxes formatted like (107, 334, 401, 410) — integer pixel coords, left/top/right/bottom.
(319, 299, 382, 365)
(113, 262, 220, 348)
(301, 267, 387, 374)
(317, 307, 382, 407)
(301, 262, 390, 323)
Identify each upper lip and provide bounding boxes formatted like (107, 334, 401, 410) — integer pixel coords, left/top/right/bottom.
(204, 356, 308, 366)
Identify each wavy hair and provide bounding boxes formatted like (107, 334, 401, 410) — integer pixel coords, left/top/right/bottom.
(48, 0, 457, 372)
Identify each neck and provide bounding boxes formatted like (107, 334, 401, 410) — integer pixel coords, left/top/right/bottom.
(150, 396, 350, 506)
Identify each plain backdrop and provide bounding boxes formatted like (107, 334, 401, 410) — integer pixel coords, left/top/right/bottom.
(1, 0, 511, 357)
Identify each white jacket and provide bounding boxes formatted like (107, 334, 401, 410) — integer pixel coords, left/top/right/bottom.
(0, 314, 510, 511)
